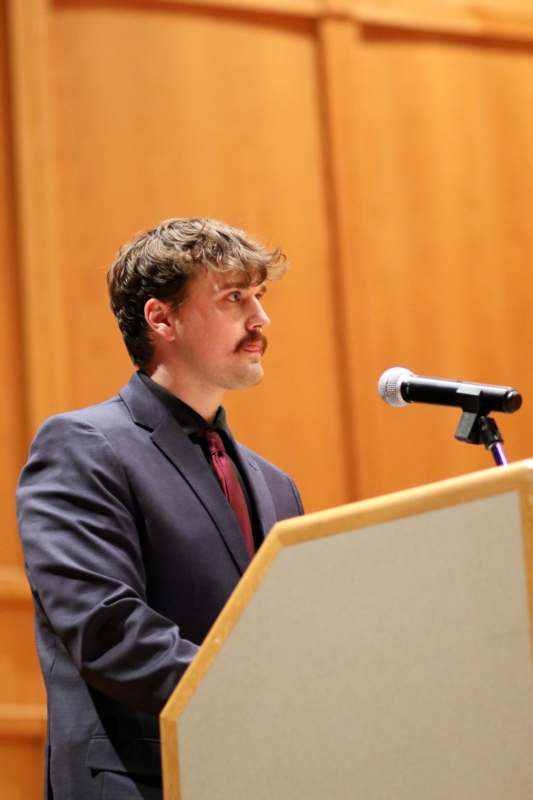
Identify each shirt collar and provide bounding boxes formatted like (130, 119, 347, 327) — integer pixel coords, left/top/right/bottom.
(138, 372, 228, 435)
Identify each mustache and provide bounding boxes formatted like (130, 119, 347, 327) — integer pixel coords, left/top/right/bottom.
(235, 332, 268, 354)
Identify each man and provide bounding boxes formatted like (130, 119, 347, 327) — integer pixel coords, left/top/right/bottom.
(17, 218, 304, 800)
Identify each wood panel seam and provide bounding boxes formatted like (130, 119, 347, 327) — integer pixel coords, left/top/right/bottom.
(133, 0, 533, 40)
(0, 567, 31, 602)
(0, 704, 46, 739)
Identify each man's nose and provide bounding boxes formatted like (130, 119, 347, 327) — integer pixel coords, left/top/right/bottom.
(248, 300, 270, 330)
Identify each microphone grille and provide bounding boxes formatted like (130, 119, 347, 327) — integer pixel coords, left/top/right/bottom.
(378, 367, 413, 408)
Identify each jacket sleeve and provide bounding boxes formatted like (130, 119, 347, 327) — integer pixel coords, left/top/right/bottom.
(16, 414, 199, 716)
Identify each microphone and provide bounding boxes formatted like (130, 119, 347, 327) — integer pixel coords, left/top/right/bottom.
(378, 367, 522, 414)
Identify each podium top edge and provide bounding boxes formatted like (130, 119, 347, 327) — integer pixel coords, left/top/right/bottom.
(269, 457, 533, 548)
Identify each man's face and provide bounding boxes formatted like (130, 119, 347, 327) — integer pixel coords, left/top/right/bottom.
(169, 269, 270, 394)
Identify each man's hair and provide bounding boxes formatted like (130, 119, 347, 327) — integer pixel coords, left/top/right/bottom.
(107, 217, 286, 369)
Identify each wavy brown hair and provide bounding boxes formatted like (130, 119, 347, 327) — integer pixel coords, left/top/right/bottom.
(107, 218, 286, 369)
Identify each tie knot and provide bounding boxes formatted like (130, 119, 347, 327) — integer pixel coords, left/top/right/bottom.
(202, 429, 225, 457)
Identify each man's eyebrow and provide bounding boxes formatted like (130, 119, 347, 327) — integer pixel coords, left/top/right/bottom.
(216, 279, 267, 291)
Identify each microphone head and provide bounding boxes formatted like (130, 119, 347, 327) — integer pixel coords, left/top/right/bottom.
(378, 366, 413, 408)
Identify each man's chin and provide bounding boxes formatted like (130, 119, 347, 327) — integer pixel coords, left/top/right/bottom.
(227, 364, 264, 390)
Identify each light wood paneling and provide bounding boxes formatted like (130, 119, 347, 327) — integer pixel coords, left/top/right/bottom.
(0, 736, 45, 800)
(7, 0, 68, 428)
(0, 570, 45, 706)
(0, 6, 46, 792)
(337, 20, 533, 497)
(317, 16, 363, 495)
(0, 0, 26, 566)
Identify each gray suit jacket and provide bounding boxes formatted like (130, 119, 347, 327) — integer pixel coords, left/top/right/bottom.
(17, 374, 303, 800)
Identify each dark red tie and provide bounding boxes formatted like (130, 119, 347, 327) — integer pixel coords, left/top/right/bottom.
(203, 430, 255, 559)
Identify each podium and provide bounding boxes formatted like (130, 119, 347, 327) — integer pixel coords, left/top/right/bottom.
(160, 460, 533, 799)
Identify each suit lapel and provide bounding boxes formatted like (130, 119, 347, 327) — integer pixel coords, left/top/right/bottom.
(234, 446, 277, 543)
(119, 376, 251, 574)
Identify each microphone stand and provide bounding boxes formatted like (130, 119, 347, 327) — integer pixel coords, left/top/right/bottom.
(454, 410, 509, 466)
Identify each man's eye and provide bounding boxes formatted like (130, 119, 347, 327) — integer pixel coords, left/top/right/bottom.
(227, 291, 241, 302)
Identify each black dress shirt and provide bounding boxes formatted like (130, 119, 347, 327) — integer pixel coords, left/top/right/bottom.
(138, 372, 262, 550)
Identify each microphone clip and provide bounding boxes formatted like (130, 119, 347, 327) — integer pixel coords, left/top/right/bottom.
(455, 411, 508, 466)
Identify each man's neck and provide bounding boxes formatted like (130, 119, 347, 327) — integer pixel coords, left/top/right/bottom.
(147, 364, 223, 424)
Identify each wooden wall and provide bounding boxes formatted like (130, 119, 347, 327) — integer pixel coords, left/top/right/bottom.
(0, 1, 47, 796)
(3, 0, 533, 794)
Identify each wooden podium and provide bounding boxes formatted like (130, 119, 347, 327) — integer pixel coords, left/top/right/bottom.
(160, 460, 533, 799)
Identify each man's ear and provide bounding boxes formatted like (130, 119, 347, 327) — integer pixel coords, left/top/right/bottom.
(144, 298, 176, 343)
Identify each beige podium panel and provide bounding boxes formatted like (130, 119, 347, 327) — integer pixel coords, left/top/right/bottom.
(161, 460, 533, 799)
